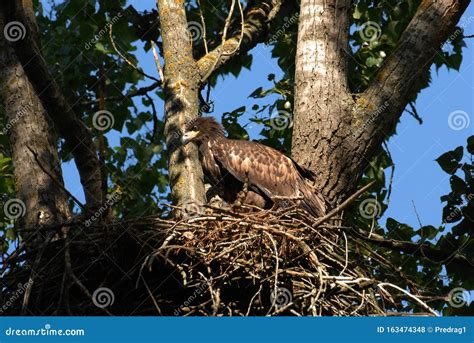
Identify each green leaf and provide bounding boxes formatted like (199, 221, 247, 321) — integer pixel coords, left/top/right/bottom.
(467, 136, 474, 155)
(248, 87, 264, 98)
(94, 42, 109, 54)
(436, 146, 463, 174)
(417, 225, 438, 240)
(450, 175, 466, 194)
(5, 228, 16, 241)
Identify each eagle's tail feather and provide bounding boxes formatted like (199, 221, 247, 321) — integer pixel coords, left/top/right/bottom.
(299, 182, 326, 218)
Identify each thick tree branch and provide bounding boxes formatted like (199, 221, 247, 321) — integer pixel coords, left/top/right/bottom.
(1, 0, 103, 211)
(291, 0, 353, 206)
(156, 0, 206, 214)
(0, 12, 72, 233)
(351, 227, 474, 271)
(363, 0, 470, 128)
(196, 0, 283, 83)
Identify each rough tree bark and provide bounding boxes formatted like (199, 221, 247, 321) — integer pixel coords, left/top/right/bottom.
(156, 0, 283, 208)
(1, 0, 103, 212)
(291, 0, 470, 208)
(156, 0, 207, 211)
(196, 0, 283, 82)
(0, 13, 72, 230)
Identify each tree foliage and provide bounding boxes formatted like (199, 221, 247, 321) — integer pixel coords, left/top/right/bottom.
(0, 0, 472, 315)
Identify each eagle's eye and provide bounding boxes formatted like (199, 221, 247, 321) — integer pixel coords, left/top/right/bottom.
(192, 125, 198, 131)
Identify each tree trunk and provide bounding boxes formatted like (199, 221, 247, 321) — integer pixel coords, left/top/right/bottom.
(0, 15, 72, 231)
(156, 0, 206, 213)
(292, 0, 469, 208)
(1, 0, 104, 212)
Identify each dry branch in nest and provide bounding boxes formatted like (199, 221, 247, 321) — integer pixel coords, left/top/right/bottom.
(1, 203, 438, 316)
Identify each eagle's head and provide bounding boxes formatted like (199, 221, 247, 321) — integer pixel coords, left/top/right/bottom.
(181, 117, 225, 145)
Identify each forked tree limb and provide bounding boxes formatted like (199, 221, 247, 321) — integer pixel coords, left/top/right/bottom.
(196, 0, 283, 83)
(291, 0, 470, 207)
(363, 0, 471, 131)
(1, 0, 103, 211)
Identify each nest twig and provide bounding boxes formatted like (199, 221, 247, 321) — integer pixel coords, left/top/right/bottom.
(0, 204, 437, 316)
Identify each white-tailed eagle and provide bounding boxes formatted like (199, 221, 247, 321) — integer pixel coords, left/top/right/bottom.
(181, 117, 326, 217)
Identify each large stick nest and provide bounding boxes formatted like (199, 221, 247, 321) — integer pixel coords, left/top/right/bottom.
(1, 205, 437, 316)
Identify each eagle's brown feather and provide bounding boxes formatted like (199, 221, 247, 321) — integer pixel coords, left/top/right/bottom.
(183, 117, 326, 217)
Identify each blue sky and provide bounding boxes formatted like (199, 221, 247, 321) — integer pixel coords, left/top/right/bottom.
(62, 1, 474, 230)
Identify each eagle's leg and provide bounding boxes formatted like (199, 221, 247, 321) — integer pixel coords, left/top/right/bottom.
(233, 175, 250, 209)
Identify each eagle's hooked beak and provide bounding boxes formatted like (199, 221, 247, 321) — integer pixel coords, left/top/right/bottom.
(181, 130, 200, 145)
